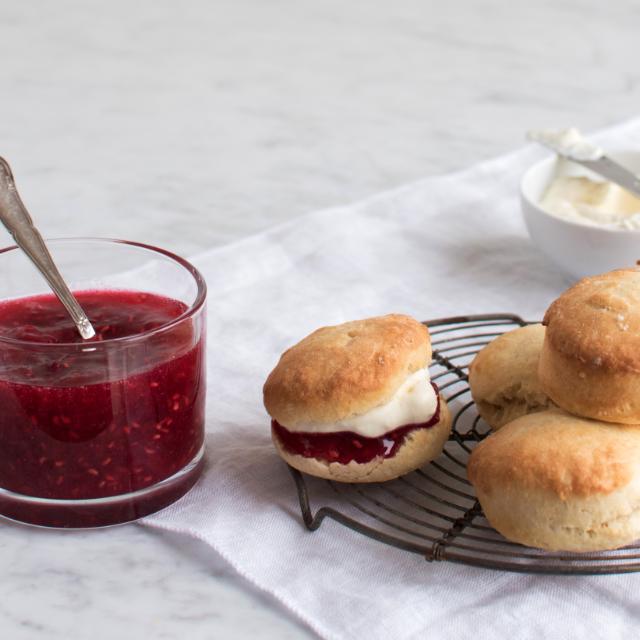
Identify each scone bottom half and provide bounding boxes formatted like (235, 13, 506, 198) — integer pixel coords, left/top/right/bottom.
(263, 315, 452, 483)
(272, 397, 452, 483)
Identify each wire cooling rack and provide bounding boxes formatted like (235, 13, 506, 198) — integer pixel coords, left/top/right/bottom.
(286, 314, 640, 575)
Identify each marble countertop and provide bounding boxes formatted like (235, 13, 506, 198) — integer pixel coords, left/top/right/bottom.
(0, 1, 638, 638)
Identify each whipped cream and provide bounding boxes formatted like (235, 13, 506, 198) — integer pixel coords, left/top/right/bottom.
(528, 128, 604, 162)
(539, 175, 640, 230)
(282, 368, 438, 438)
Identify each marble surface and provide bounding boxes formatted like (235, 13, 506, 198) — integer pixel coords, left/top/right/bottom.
(0, 1, 639, 638)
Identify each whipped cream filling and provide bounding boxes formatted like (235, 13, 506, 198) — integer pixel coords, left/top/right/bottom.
(282, 368, 438, 438)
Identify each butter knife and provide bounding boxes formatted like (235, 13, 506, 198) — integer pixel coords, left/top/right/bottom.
(528, 128, 640, 198)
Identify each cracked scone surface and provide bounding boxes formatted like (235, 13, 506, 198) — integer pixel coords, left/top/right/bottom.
(468, 324, 552, 430)
(468, 409, 640, 552)
(273, 398, 451, 483)
(540, 268, 640, 424)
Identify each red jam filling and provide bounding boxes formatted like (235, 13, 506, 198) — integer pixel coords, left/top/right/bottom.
(0, 290, 206, 507)
(273, 382, 441, 465)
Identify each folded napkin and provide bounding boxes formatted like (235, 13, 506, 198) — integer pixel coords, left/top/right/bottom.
(144, 118, 640, 640)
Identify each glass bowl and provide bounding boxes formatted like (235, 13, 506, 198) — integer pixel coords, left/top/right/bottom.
(0, 238, 207, 528)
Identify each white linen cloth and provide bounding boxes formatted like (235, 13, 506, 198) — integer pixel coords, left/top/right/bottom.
(144, 118, 640, 640)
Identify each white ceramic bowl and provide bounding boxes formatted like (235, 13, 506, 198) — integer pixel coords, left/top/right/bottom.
(520, 150, 640, 281)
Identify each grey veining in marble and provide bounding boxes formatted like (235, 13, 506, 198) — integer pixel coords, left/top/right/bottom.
(1, 0, 639, 638)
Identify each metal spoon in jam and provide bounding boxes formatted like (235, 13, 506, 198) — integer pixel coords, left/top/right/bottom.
(0, 157, 95, 340)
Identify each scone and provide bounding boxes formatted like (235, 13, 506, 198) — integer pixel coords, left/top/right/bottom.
(263, 314, 452, 483)
(539, 268, 640, 424)
(468, 409, 640, 552)
(468, 324, 552, 430)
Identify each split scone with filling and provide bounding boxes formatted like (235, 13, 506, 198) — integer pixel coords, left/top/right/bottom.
(468, 324, 553, 430)
(263, 314, 451, 482)
(468, 408, 640, 552)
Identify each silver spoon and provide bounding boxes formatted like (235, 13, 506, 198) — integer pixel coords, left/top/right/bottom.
(0, 157, 96, 340)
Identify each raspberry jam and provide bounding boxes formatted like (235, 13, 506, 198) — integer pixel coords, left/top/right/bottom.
(273, 383, 441, 465)
(0, 290, 206, 527)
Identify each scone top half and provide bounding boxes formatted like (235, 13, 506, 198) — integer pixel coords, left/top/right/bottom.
(264, 314, 432, 428)
(540, 268, 640, 424)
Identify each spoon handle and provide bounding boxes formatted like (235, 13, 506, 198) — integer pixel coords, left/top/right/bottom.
(0, 158, 95, 340)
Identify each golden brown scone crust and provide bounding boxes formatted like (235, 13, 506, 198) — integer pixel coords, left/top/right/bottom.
(468, 409, 640, 551)
(540, 268, 640, 423)
(263, 314, 431, 427)
(273, 397, 451, 483)
(468, 324, 553, 430)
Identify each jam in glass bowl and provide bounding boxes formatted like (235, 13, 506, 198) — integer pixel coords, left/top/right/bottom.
(0, 238, 207, 527)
